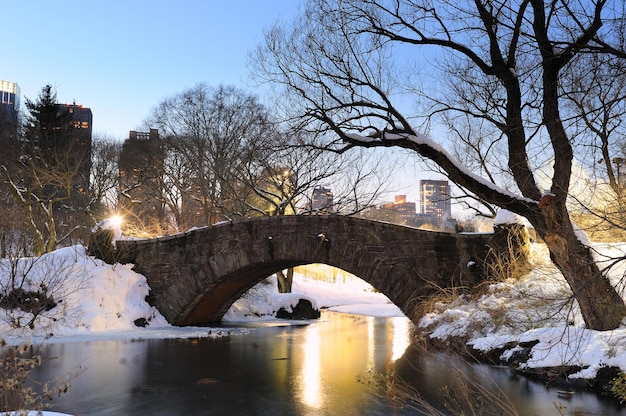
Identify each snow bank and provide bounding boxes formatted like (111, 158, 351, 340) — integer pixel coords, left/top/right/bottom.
(419, 241, 626, 379)
(0, 246, 169, 341)
(223, 273, 402, 321)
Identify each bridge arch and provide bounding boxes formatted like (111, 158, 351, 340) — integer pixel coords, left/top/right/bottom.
(113, 215, 497, 326)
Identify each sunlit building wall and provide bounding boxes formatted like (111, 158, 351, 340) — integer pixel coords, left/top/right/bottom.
(0, 80, 20, 143)
(361, 194, 420, 226)
(0, 80, 20, 108)
(420, 179, 451, 222)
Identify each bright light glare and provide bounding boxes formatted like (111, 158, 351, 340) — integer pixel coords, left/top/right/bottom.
(108, 214, 123, 228)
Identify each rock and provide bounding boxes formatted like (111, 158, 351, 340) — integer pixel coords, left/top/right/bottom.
(134, 317, 149, 327)
(592, 365, 622, 394)
(276, 299, 320, 320)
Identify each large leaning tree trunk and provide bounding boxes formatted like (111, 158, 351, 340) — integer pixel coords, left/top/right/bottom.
(253, 0, 626, 330)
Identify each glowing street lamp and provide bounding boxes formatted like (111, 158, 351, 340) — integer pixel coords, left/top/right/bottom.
(108, 214, 123, 229)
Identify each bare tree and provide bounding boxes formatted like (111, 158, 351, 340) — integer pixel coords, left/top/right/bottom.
(1, 85, 95, 254)
(2, 151, 83, 255)
(253, 0, 626, 330)
(557, 49, 626, 240)
(89, 136, 121, 218)
(145, 84, 274, 228)
(156, 136, 194, 231)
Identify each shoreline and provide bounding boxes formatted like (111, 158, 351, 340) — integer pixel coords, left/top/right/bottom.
(423, 332, 625, 405)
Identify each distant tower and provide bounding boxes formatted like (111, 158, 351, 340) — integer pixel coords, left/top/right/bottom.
(0, 80, 20, 109)
(51, 103, 93, 209)
(0, 80, 20, 143)
(118, 129, 166, 233)
(312, 186, 334, 213)
(62, 103, 92, 145)
(59, 103, 93, 185)
(420, 180, 451, 222)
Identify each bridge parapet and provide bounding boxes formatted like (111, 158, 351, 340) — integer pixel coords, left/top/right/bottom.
(92, 215, 527, 326)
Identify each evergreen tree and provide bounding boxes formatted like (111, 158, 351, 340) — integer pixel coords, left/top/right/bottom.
(24, 84, 74, 164)
(3, 84, 89, 255)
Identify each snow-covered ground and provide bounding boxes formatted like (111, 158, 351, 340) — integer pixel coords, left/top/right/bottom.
(4, 239, 626, 383)
(223, 268, 402, 322)
(419, 241, 626, 381)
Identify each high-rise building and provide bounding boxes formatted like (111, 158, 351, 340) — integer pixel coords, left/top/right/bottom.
(53, 103, 93, 208)
(61, 103, 92, 144)
(0, 80, 20, 108)
(0, 80, 20, 143)
(362, 194, 420, 226)
(312, 186, 334, 213)
(420, 180, 451, 222)
(118, 129, 166, 233)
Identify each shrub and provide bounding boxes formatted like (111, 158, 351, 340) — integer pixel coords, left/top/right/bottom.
(612, 371, 626, 404)
(0, 340, 74, 415)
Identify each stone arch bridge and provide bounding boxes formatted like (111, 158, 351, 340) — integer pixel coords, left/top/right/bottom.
(103, 215, 521, 326)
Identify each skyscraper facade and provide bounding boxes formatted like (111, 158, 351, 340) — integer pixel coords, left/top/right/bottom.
(118, 129, 166, 233)
(0, 80, 20, 142)
(312, 186, 334, 213)
(0, 80, 20, 108)
(361, 194, 424, 227)
(62, 103, 92, 144)
(420, 180, 451, 222)
(52, 103, 93, 207)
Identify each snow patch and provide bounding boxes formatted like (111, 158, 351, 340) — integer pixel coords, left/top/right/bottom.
(421, 241, 626, 380)
(493, 209, 523, 226)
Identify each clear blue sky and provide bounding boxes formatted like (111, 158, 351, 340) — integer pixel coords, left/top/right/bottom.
(3, 1, 301, 140)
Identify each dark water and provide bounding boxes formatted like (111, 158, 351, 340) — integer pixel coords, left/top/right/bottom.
(31, 312, 623, 415)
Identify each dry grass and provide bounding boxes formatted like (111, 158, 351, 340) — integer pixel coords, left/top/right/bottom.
(483, 224, 532, 282)
(357, 342, 520, 416)
(0, 340, 77, 415)
(411, 282, 465, 325)
(612, 371, 626, 404)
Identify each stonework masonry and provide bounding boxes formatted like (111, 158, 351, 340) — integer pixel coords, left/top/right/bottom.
(106, 215, 524, 326)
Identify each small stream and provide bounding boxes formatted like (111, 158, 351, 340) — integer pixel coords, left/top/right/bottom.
(30, 311, 623, 415)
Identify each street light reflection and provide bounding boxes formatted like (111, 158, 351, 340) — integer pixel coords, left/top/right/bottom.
(299, 324, 322, 409)
(294, 313, 413, 415)
(391, 317, 411, 362)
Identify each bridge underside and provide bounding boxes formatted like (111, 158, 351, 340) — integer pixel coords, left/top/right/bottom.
(176, 261, 300, 325)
